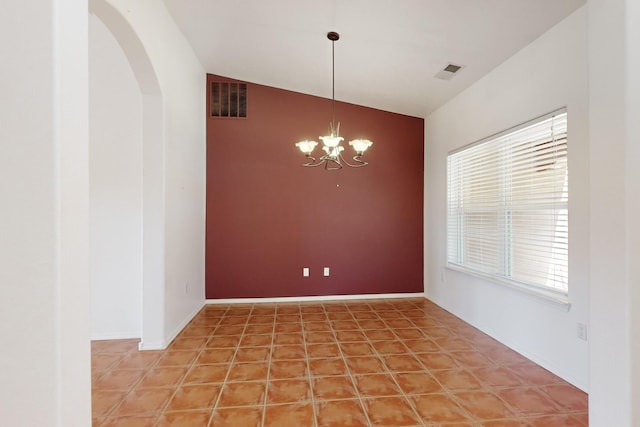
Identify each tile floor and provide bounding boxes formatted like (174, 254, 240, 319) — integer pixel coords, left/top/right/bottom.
(92, 298, 588, 426)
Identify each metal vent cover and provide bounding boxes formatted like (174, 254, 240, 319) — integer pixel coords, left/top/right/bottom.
(210, 82, 247, 118)
(434, 63, 464, 81)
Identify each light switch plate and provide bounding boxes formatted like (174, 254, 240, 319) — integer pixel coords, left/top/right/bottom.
(323, 267, 330, 277)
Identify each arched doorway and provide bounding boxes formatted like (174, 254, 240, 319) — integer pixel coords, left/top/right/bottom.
(90, 0, 165, 349)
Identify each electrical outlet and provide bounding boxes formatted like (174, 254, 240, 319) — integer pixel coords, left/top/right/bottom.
(184, 283, 189, 294)
(323, 267, 330, 277)
(577, 322, 588, 341)
(303, 267, 309, 277)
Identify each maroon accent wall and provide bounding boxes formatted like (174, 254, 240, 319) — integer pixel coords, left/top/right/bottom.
(206, 74, 424, 299)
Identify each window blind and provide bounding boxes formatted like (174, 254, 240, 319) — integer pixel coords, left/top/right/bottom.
(447, 110, 568, 295)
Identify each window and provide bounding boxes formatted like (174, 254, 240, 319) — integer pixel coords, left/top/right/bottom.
(447, 109, 568, 296)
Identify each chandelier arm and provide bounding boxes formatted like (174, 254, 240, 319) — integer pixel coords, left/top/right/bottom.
(322, 154, 342, 170)
(325, 160, 342, 171)
(300, 156, 326, 167)
(338, 152, 369, 168)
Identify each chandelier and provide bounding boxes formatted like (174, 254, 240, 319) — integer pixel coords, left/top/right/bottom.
(295, 31, 373, 170)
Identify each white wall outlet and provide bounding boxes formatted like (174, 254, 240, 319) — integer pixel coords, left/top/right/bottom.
(184, 282, 189, 294)
(323, 267, 330, 277)
(577, 322, 588, 341)
(303, 267, 309, 277)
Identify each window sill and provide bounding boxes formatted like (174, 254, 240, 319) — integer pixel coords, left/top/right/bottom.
(445, 263, 571, 311)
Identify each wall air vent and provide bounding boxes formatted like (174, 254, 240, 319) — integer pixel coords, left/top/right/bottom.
(210, 82, 247, 118)
(434, 63, 464, 81)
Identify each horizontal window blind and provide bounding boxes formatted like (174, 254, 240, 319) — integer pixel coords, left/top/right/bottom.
(447, 110, 568, 295)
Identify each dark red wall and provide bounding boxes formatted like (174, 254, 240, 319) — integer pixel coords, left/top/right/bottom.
(206, 74, 424, 299)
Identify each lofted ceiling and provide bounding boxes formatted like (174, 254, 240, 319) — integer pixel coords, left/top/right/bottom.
(163, 0, 585, 118)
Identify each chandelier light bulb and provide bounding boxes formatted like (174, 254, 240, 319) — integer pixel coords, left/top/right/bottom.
(295, 140, 318, 155)
(349, 139, 373, 155)
(319, 134, 344, 148)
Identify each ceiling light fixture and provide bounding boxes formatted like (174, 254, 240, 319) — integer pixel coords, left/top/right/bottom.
(295, 31, 373, 170)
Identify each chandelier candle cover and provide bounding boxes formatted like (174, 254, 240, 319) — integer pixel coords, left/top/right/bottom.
(295, 31, 373, 170)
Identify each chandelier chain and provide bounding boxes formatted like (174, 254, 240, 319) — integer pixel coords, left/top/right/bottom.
(331, 36, 336, 133)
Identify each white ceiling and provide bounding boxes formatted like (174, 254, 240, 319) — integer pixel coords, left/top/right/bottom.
(163, 0, 585, 118)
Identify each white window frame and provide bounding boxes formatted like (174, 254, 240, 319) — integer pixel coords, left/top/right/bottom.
(446, 109, 568, 301)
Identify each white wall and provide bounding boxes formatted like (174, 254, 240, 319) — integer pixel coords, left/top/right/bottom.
(424, 7, 589, 390)
(89, 13, 143, 340)
(0, 0, 91, 425)
(97, 0, 207, 349)
(628, 3, 640, 422)
(588, 0, 640, 424)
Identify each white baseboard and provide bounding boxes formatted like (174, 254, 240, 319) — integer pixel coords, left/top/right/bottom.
(425, 295, 588, 392)
(138, 341, 161, 351)
(138, 301, 205, 351)
(206, 292, 425, 305)
(91, 332, 140, 341)
(474, 322, 588, 392)
(138, 293, 425, 350)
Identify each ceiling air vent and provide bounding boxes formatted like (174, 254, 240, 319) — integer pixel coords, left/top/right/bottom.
(434, 63, 464, 81)
(210, 82, 247, 118)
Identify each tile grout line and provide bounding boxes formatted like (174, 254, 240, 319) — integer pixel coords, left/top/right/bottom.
(389, 301, 439, 426)
(300, 304, 319, 427)
(148, 336, 194, 426)
(328, 303, 375, 427)
(100, 340, 168, 423)
(260, 306, 277, 427)
(154, 306, 226, 426)
(92, 346, 134, 422)
(206, 304, 252, 427)
(358, 300, 428, 425)
(379, 299, 536, 425)
(160, 312, 225, 421)
(93, 346, 132, 422)
(362, 300, 428, 426)
(402, 303, 480, 424)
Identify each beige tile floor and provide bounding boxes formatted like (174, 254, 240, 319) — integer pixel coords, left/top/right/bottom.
(92, 298, 588, 426)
